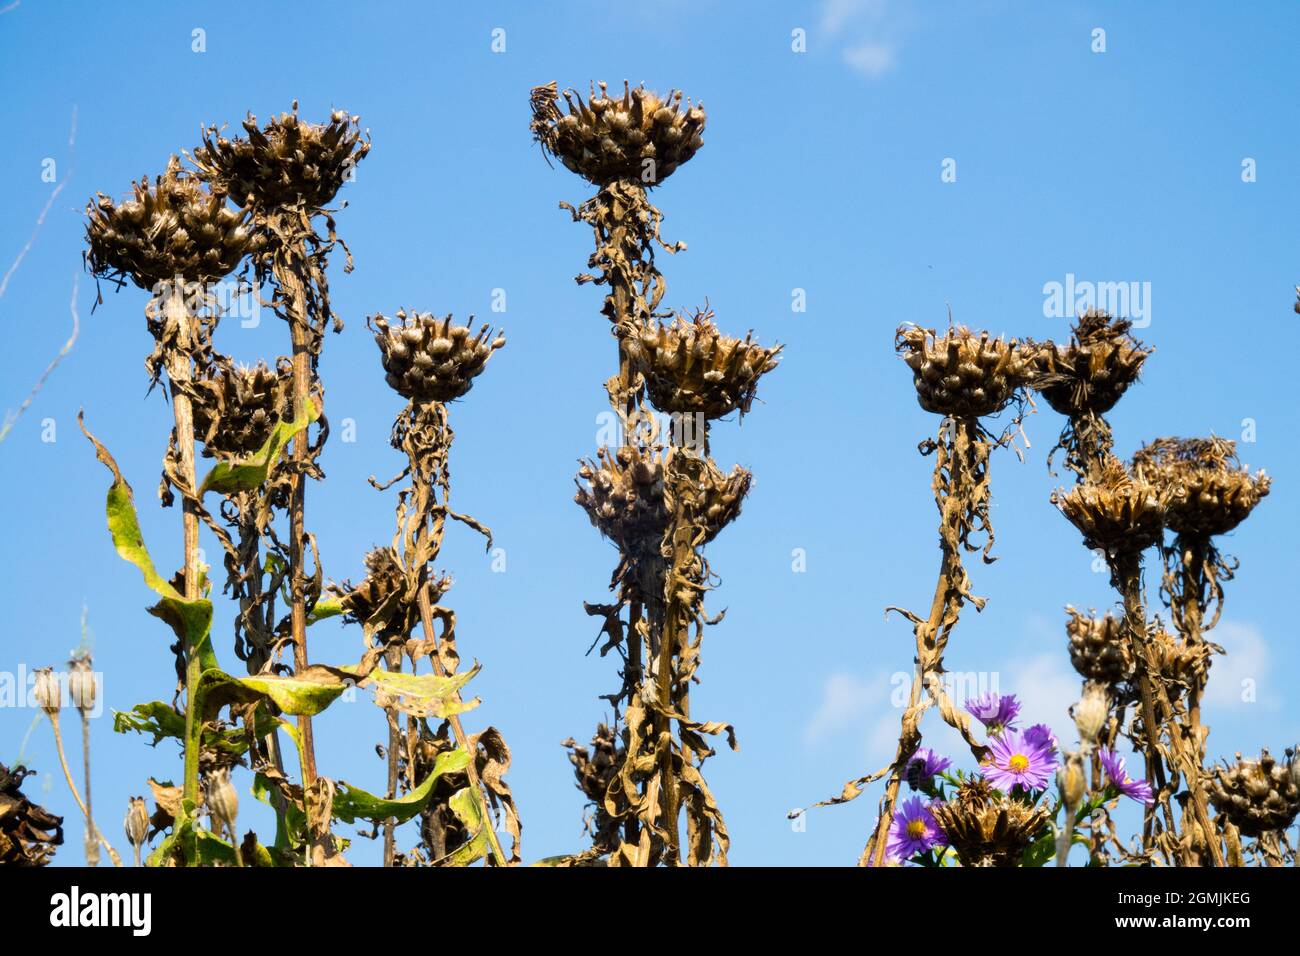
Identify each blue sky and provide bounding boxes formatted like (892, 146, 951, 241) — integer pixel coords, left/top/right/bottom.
(1, 0, 1297, 866)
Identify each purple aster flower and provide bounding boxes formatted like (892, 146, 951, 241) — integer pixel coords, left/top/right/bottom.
(905, 747, 952, 791)
(1023, 723, 1059, 752)
(886, 796, 947, 862)
(982, 728, 1057, 792)
(965, 692, 1021, 736)
(1099, 748, 1155, 806)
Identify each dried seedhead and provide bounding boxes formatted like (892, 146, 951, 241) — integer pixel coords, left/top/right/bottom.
(575, 446, 751, 558)
(0, 763, 63, 867)
(335, 547, 416, 639)
(1033, 310, 1151, 417)
(563, 722, 624, 853)
(86, 156, 252, 290)
(1065, 606, 1134, 684)
(370, 311, 505, 405)
(896, 324, 1036, 419)
(1147, 627, 1213, 691)
(193, 104, 370, 211)
(1209, 749, 1300, 838)
(193, 359, 289, 458)
(1052, 455, 1168, 553)
(929, 778, 1051, 867)
(630, 309, 782, 420)
(530, 80, 705, 186)
(1132, 437, 1270, 537)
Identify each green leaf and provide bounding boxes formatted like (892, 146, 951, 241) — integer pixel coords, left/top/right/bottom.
(199, 399, 318, 496)
(197, 666, 355, 719)
(332, 749, 471, 825)
(434, 787, 490, 867)
(80, 414, 216, 670)
(113, 701, 186, 745)
(307, 596, 345, 625)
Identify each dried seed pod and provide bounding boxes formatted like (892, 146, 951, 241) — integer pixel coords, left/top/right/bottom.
(192, 359, 289, 458)
(1065, 606, 1133, 683)
(86, 156, 252, 290)
(193, 105, 370, 211)
(1052, 456, 1168, 553)
(1147, 627, 1213, 690)
(929, 777, 1051, 867)
(1033, 310, 1151, 417)
(32, 667, 60, 716)
(123, 796, 149, 855)
(371, 310, 503, 404)
(530, 81, 705, 186)
(205, 767, 238, 834)
(562, 723, 624, 853)
(1209, 749, 1300, 838)
(896, 324, 1036, 418)
(635, 310, 781, 419)
(1131, 437, 1270, 537)
(66, 654, 96, 715)
(1071, 680, 1110, 747)
(0, 762, 64, 867)
(574, 446, 751, 557)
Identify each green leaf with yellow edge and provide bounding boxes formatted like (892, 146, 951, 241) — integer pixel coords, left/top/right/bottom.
(80, 413, 216, 670)
(358, 663, 481, 719)
(199, 399, 318, 496)
(307, 596, 345, 625)
(331, 749, 472, 825)
(196, 665, 356, 719)
(434, 786, 490, 867)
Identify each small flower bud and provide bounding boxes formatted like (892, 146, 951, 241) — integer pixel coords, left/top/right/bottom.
(67, 655, 96, 714)
(205, 767, 238, 834)
(1071, 681, 1109, 747)
(33, 667, 61, 715)
(124, 796, 149, 850)
(1057, 752, 1086, 812)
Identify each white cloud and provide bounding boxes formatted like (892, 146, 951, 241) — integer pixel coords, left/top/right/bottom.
(1202, 620, 1276, 713)
(843, 41, 897, 79)
(820, 0, 888, 36)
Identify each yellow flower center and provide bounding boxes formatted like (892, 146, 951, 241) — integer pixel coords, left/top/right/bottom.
(1009, 753, 1030, 773)
(906, 819, 927, 840)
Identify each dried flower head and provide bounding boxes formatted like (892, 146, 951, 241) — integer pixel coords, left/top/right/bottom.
(575, 446, 751, 557)
(896, 324, 1036, 419)
(530, 80, 705, 186)
(193, 104, 370, 211)
(1147, 627, 1213, 691)
(193, 359, 288, 458)
(0, 763, 63, 867)
(1209, 749, 1300, 838)
(66, 654, 96, 714)
(86, 156, 252, 290)
(335, 547, 415, 635)
(1131, 437, 1270, 537)
(562, 722, 624, 852)
(1052, 455, 1168, 553)
(370, 310, 504, 405)
(1033, 310, 1151, 417)
(1065, 606, 1133, 683)
(631, 310, 781, 420)
(32, 667, 60, 716)
(929, 778, 1051, 867)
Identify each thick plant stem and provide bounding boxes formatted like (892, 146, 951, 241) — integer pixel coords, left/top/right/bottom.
(48, 713, 121, 867)
(162, 284, 204, 810)
(282, 255, 318, 789)
(416, 584, 508, 867)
